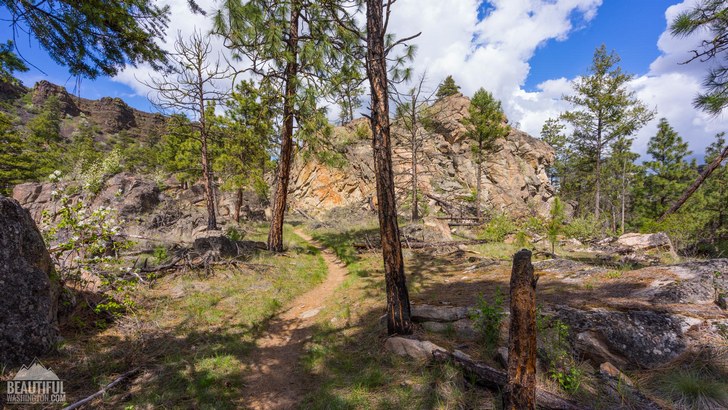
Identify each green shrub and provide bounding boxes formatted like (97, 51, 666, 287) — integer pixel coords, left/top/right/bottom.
(537, 311, 583, 394)
(480, 213, 517, 242)
(225, 226, 244, 242)
(563, 215, 602, 242)
(470, 288, 505, 351)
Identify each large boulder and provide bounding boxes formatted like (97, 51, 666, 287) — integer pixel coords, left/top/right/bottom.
(0, 197, 60, 365)
(615, 232, 673, 252)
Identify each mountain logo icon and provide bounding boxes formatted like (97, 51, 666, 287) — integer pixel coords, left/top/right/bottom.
(12, 359, 60, 381)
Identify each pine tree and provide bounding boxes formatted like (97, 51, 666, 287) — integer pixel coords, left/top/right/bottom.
(540, 118, 569, 189)
(0, 40, 28, 84)
(1, 0, 172, 78)
(214, 80, 277, 222)
(462, 88, 509, 219)
(26, 95, 64, 178)
(638, 118, 696, 221)
(547, 197, 565, 255)
(561, 45, 654, 221)
(436, 75, 460, 98)
(159, 114, 202, 187)
(703, 132, 728, 242)
(603, 135, 640, 234)
(671, 0, 728, 115)
(214, 0, 361, 251)
(0, 112, 33, 194)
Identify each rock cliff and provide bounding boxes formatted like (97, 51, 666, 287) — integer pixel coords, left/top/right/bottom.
(290, 94, 555, 218)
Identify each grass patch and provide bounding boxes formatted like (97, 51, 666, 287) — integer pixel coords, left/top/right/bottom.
(36, 223, 327, 408)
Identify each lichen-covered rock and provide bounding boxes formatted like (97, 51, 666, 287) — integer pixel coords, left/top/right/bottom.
(411, 304, 472, 323)
(0, 197, 59, 366)
(555, 306, 687, 369)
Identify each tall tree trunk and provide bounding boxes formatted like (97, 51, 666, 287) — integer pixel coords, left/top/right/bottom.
(594, 124, 602, 220)
(659, 145, 728, 221)
(620, 157, 626, 235)
(201, 134, 217, 231)
(234, 187, 243, 223)
(476, 140, 483, 220)
(505, 249, 537, 410)
(411, 96, 419, 222)
(267, 1, 300, 252)
(198, 75, 217, 231)
(366, 0, 412, 335)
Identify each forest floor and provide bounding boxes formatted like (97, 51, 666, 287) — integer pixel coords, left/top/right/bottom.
(15, 219, 727, 409)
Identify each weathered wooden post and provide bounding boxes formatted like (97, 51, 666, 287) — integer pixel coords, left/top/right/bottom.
(505, 249, 538, 410)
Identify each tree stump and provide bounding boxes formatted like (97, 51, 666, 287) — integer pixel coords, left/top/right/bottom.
(504, 249, 538, 410)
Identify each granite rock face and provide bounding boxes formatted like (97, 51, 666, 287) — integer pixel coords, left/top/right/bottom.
(0, 197, 60, 366)
(289, 94, 556, 218)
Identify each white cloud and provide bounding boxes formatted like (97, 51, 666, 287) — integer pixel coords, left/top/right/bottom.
(111, 0, 728, 161)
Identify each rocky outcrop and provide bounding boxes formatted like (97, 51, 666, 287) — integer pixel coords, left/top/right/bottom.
(0, 197, 59, 365)
(290, 94, 555, 218)
(30, 80, 165, 141)
(13, 174, 268, 245)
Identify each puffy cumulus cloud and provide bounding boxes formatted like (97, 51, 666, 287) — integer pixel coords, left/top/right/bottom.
(515, 0, 728, 161)
(386, 0, 602, 100)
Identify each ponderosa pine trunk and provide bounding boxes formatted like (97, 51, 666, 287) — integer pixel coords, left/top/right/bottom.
(411, 95, 419, 222)
(198, 69, 217, 231)
(366, 0, 412, 335)
(234, 187, 243, 223)
(476, 140, 483, 220)
(504, 249, 537, 410)
(267, 1, 300, 252)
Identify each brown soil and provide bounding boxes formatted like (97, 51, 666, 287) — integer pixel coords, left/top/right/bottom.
(241, 229, 348, 409)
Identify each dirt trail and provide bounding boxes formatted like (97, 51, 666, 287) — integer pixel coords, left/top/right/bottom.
(241, 229, 348, 409)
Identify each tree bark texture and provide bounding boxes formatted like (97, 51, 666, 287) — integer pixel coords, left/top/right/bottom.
(505, 249, 538, 410)
(267, 1, 300, 252)
(366, 0, 412, 335)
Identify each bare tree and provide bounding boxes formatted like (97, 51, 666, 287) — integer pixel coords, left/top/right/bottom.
(142, 29, 231, 231)
(392, 72, 440, 221)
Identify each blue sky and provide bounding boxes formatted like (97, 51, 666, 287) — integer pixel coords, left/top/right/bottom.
(2, 0, 725, 160)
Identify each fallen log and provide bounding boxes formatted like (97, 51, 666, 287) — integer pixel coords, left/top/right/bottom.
(353, 239, 488, 250)
(62, 368, 140, 410)
(432, 350, 589, 410)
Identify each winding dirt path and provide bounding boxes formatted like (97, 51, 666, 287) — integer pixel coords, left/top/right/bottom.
(241, 229, 348, 409)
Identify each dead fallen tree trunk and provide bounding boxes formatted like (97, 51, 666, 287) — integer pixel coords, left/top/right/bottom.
(353, 239, 488, 250)
(659, 144, 728, 221)
(431, 350, 589, 410)
(62, 368, 140, 410)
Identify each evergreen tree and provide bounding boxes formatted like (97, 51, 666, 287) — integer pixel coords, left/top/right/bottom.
(214, 0, 362, 251)
(602, 135, 640, 234)
(1, 0, 173, 78)
(540, 118, 569, 189)
(215, 80, 277, 222)
(0, 40, 28, 84)
(561, 45, 654, 220)
(703, 132, 728, 242)
(671, 0, 728, 115)
(547, 197, 565, 255)
(436, 75, 460, 98)
(159, 114, 202, 187)
(0, 112, 33, 193)
(67, 120, 101, 173)
(26, 95, 64, 178)
(638, 118, 696, 221)
(462, 88, 509, 219)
